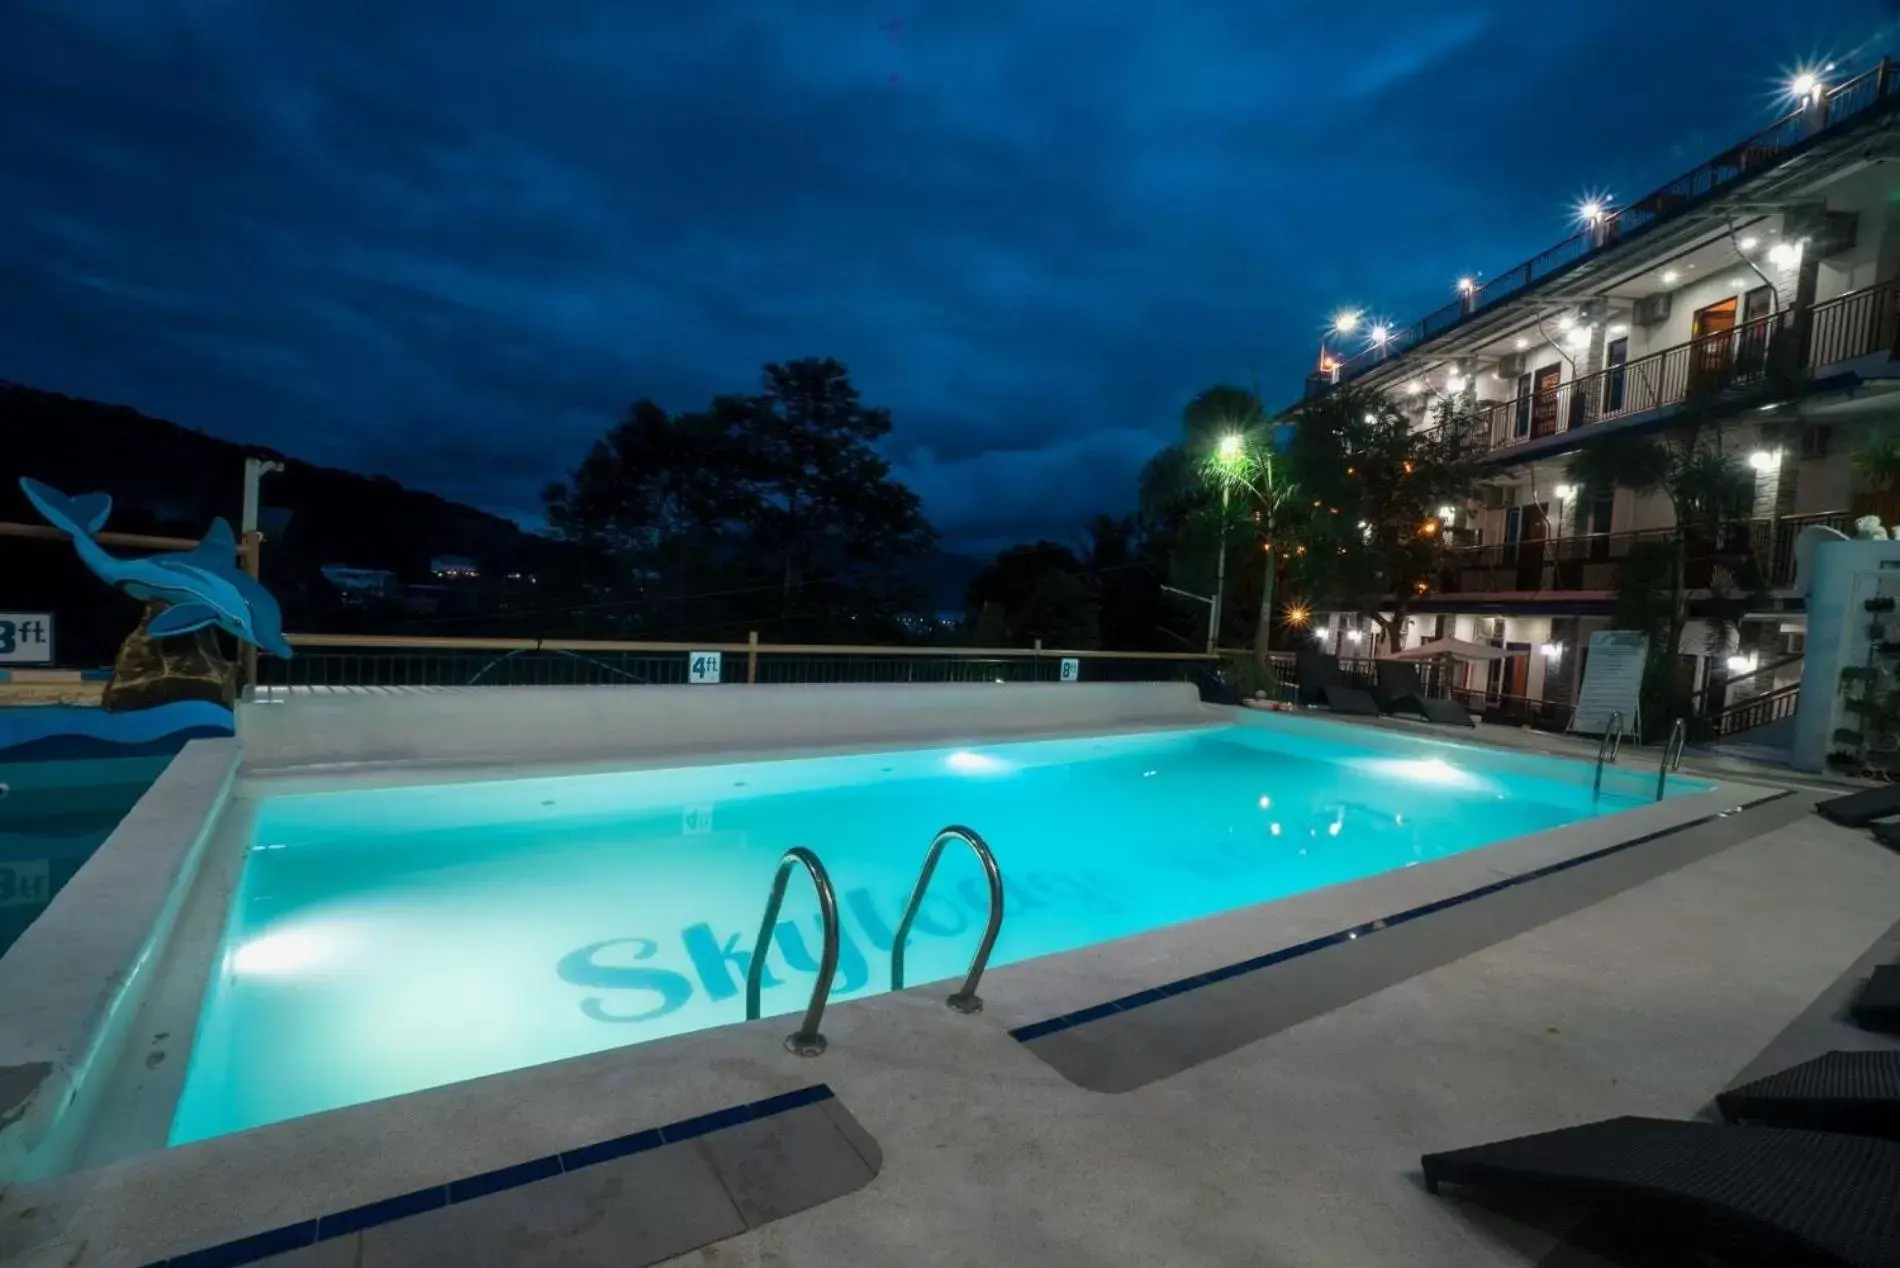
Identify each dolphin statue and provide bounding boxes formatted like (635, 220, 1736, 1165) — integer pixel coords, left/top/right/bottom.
(20, 477, 294, 659)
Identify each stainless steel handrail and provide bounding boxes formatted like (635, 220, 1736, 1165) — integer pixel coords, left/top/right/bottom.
(891, 825, 1005, 1014)
(744, 846, 840, 1057)
(1657, 718, 1687, 801)
(1592, 710, 1624, 800)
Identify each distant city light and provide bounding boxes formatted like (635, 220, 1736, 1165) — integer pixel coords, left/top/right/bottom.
(1284, 603, 1312, 627)
(1331, 309, 1362, 335)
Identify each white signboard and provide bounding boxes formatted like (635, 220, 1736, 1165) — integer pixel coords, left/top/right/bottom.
(687, 651, 722, 685)
(1568, 630, 1647, 737)
(0, 613, 53, 665)
(1059, 657, 1080, 682)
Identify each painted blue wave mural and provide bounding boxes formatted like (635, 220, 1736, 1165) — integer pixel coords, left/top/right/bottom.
(0, 701, 234, 761)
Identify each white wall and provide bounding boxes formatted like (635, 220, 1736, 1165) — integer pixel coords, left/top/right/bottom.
(1810, 164, 1897, 301)
(1622, 489, 1675, 533)
(238, 683, 1213, 771)
(1795, 437, 1857, 514)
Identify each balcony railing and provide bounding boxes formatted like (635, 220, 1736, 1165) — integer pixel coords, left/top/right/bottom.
(1475, 282, 1898, 456)
(1315, 61, 1896, 392)
(1692, 682, 1801, 742)
(1433, 511, 1854, 598)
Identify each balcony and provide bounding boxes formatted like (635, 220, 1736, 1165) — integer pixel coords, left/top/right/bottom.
(1431, 511, 1855, 601)
(1313, 60, 1898, 395)
(1475, 281, 1898, 457)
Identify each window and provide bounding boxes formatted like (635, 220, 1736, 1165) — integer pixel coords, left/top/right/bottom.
(1504, 505, 1522, 544)
(1800, 424, 1832, 458)
(1605, 337, 1629, 412)
(1513, 372, 1533, 439)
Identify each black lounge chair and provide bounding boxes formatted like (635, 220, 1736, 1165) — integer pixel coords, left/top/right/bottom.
(1375, 662, 1475, 728)
(1295, 650, 1380, 716)
(1817, 784, 1900, 827)
(1852, 966, 1900, 1034)
(1716, 1050, 1900, 1139)
(1422, 1116, 1900, 1267)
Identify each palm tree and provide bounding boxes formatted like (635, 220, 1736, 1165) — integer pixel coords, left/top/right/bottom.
(1139, 385, 1290, 662)
(1563, 413, 1755, 724)
(1854, 421, 1900, 492)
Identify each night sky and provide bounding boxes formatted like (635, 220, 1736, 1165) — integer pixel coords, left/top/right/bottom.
(1, 3, 1891, 554)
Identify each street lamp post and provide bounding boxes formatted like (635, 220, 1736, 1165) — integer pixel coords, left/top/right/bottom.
(239, 457, 283, 689)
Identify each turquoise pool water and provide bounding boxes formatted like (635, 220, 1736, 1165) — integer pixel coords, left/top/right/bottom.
(0, 756, 168, 959)
(172, 718, 1707, 1143)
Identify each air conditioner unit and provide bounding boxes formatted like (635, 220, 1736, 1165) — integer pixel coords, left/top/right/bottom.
(1496, 351, 1528, 381)
(1632, 292, 1673, 327)
(1776, 630, 1806, 657)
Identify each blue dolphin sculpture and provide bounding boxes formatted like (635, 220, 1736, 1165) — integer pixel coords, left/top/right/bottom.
(20, 478, 293, 659)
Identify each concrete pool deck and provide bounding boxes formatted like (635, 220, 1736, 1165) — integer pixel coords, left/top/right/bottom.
(0, 693, 1888, 1266)
(4, 793, 1887, 1267)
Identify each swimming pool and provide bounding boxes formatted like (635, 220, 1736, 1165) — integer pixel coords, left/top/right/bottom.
(172, 718, 1704, 1143)
(0, 756, 169, 959)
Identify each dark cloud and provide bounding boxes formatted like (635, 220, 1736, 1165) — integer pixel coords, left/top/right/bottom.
(1, 0, 1891, 546)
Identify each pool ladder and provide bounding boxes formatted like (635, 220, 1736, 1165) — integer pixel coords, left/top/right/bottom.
(1656, 718, 1687, 801)
(1591, 710, 1625, 801)
(743, 825, 1006, 1056)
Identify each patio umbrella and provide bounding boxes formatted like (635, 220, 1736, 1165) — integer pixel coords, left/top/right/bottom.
(1380, 637, 1524, 663)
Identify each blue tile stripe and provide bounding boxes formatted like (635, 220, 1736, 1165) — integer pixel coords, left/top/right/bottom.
(1010, 793, 1795, 1044)
(141, 1083, 834, 1268)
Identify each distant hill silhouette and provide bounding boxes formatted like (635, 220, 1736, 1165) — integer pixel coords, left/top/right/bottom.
(1, 382, 574, 663)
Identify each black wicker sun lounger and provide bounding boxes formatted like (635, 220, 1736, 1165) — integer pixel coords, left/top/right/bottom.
(1295, 650, 1380, 717)
(1817, 784, 1900, 827)
(1717, 1049, 1900, 1138)
(1375, 662, 1475, 728)
(1853, 966, 1900, 1034)
(1422, 1116, 1900, 1267)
